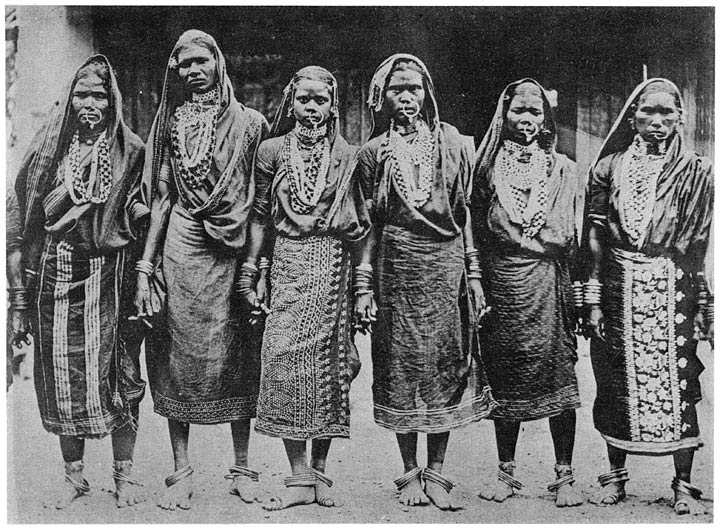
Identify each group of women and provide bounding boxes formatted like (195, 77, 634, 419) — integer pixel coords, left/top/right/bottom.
(6, 29, 713, 517)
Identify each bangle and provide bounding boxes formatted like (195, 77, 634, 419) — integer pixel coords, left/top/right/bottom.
(467, 273, 483, 281)
(235, 264, 259, 295)
(8, 287, 31, 311)
(572, 281, 584, 309)
(258, 257, 270, 271)
(354, 289, 374, 297)
(355, 263, 373, 273)
(135, 260, 154, 276)
(584, 279, 602, 305)
(465, 246, 478, 255)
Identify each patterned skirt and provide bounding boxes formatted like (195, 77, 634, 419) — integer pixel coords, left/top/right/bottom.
(591, 248, 704, 454)
(255, 234, 356, 440)
(34, 235, 145, 438)
(372, 225, 496, 433)
(147, 204, 261, 424)
(480, 250, 580, 421)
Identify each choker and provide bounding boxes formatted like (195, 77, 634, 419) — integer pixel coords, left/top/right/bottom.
(392, 120, 419, 136)
(294, 121, 328, 145)
(191, 85, 220, 105)
(78, 130, 105, 146)
(631, 134, 669, 157)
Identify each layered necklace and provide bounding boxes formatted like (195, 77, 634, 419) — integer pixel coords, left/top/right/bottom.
(64, 130, 113, 205)
(282, 121, 331, 214)
(495, 139, 550, 239)
(171, 85, 220, 189)
(388, 119, 435, 208)
(618, 134, 667, 244)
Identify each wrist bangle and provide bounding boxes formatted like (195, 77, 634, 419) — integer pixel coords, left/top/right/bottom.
(135, 260, 154, 276)
(355, 263, 373, 273)
(258, 257, 270, 271)
(572, 281, 584, 309)
(8, 287, 31, 310)
(583, 280, 603, 305)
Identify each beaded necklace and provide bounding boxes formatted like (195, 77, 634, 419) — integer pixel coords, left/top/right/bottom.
(495, 139, 550, 239)
(64, 130, 113, 205)
(282, 122, 331, 214)
(171, 85, 220, 189)
(618, 134, 667, 243)
(387, 119, 435, 208)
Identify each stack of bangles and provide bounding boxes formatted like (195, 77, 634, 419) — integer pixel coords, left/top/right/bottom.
(8, 286, 31, 311)
(572, 281, 584, 309)
(236, 262, 259, 296)
(583, 279, 603, 306)
(135, 259, 154, 276)
(465, 247, 482, 281)
(258, 257, 270, 272)
(695, 272, 714, 326)
(354, 263, 373, 297)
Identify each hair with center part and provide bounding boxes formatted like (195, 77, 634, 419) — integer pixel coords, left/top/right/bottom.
(636, 80, 682, 111)
(389, 59, 425, 77)
(291, 65, 336, 110)
(74, 59, 111, 92)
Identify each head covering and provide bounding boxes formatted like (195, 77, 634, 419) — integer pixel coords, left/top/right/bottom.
(141, 29, 268, 249)
(474, 78, 558, 179)
(366, 53, 440, 138)
(14, 54, 143, 241)
(588, 78, 684, 171)
(270, 65, 340, 141)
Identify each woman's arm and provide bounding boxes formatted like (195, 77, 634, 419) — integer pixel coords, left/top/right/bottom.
(462, 206, 489, 321)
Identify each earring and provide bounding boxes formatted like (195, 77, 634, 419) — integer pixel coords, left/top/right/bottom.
(286, 106, 293, 118)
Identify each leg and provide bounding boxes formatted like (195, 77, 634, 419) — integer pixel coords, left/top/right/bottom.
(597, 443, 628, 505)
(311, 438, 342, 507)
(395, 432, 428, 506)
(228, 419, 262, 503)
(158, 419, 193, 510)
(111, 418, 146, 508)
(549, 410, 583, 507)
(672, 448, 702, 515)
(263, 439, 316, 511)
(425, 432, 456, 510)
(479, 419, 521, 502)
(56, 436, 87, 509)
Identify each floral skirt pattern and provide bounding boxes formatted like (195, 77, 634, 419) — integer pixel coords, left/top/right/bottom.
(591, 248, 704, 454)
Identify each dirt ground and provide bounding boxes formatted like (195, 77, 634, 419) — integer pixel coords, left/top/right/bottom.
(6, 335, 714, 524)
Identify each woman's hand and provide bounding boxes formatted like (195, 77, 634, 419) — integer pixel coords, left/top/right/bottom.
(9, 309, 31, 348)
(245, 270, 271, 326)
(586, 304, 605, 340)
(468, 278, 491, 323)
(353, 293, 377, 334)
(132, 273, 154, 327)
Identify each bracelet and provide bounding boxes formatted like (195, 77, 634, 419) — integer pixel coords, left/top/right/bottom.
(135, 260, 154, 276)
(464, 246, 478, 256)
(467, 273, 483, 281)
(8, 287, 31, 311)
(258, 257, 270, 271)
(354, 289, 374, 297)
(572, 281, 584, 309)
(241, 262, 259, 274)
(235, 264, 259, 296)
(584, 279, 603, 305)
(355, 263, 373, 273)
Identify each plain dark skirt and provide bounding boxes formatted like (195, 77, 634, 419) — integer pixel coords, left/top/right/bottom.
(147, 204, 261, 424)
(480, 249, 580, 421)
(372, 224, 496, 433)
(591, 248, 703, 454)
(34, 235, 145, 438)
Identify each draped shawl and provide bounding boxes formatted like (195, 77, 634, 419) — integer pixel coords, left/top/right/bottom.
(141, 29, 268, 249)
(584, 78, 713, 263)
(13, 54, 146, 261)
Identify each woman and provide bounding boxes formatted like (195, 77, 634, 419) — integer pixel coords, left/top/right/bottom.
(584, 78, 713, 515)
(8, 55, 147, 508)
(134, 30, 269, 510)
(354, 54, 496, 510)
(472, 79, 583, 508)
(240, 65, 369, 510)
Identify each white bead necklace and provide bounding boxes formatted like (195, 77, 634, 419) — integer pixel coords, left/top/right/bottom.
(64, 130, 113, 205)
(388, 119, 435, 209)
(282, 125, 331, 214)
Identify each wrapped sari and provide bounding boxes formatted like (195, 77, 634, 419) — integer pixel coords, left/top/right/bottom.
(252, 66, 370, 440)
(10, 55, 147, 438)
(357, 54, 496, 433)
(585, 78, 713, 453)
(141, 30, 269, 424)
(472, 79, 581, 421)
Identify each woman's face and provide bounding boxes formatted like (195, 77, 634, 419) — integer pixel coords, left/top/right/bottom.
(384, 68, 425, 125)
(71, 72, 109, 131)
(292, 79, 332, 128)
(633, 91, 680, 143)
(176, 43, 217, 93)
(505, 90, 545, 143)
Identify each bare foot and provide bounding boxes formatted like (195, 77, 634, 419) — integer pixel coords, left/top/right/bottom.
(56, 462, 88, 510)
(598, 482, 626, 506)
(555, 482, 584, 507)
(478, 480, 514, 502)
(425, 480, 457, 510)
(263, 485, 315, 511)
(397, 474, 429, 506)
(229, 475, 263, 504)
(114, 461, 146, 508)
(159, 474, 193, 511)
(55, 480, 87, 510)
(674, 490, 707, 515)
(315, 481, 344, 508)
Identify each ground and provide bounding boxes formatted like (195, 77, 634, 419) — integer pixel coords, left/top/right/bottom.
(6, 335, 714, 523)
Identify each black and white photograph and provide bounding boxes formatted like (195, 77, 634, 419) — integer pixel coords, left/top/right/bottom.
(4, 4, 715, 524)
